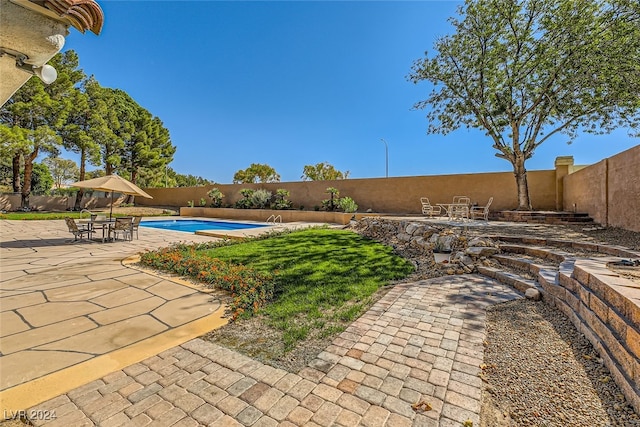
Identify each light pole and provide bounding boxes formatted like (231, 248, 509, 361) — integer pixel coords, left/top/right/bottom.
(380, 138, 388, 178)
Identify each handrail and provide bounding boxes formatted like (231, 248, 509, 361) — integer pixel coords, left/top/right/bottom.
(266, 214, 282, 224)
(79, 209, 93, 220)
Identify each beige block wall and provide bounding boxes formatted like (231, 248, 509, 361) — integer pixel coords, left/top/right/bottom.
(564, 145, 640, 232)
(139, 169, 558, 214)
(607, 145, 640, 232)
(564, 160, 608, 223)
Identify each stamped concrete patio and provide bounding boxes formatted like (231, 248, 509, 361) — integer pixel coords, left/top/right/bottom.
(1, 218, 523, 426)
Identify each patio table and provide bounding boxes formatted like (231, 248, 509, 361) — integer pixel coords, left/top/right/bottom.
(80, 219, 115, 242)
(437, 203, 470, 220)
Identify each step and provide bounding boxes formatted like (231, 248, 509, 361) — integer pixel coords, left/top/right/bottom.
(492, 210, 595, 224)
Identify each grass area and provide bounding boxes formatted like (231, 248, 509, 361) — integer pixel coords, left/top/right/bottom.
(0, 208, 175, 220)
(200, 227, 414, 350)
(0, 211, 115, 220)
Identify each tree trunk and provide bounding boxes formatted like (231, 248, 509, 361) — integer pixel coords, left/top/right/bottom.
(21, 149, 38, 210)
(513, 154, 532, 210)
(125, 169, 137, 205)
(12, 154, 21, 193)
(74, 149, 87, 210)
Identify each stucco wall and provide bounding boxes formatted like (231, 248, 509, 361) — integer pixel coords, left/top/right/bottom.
(563, 160, 608, 224)
(564, 145, 640, 232)
(607, 145, 640, 231)
(139, 169, 557, 214)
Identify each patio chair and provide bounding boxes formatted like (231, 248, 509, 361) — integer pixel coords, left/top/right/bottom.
(470, 197, 493, 221)
(450, 196, 470, 220)
(451, 204, 469, 220)
(131, 216, 142, 239)
(109, 217, 133, 241)
(64, 217, 94, 241)
(453, 196, 471, 205)
(420, 197, 442, 217)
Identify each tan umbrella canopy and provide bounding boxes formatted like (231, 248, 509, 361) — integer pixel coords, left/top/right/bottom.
(71, 174, 153, 218)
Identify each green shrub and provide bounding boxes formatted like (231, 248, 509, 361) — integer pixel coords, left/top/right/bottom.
(272, 189, 292, 210)
(251, 189, 272, 209)
(322, 187, 340, 211)
(339, 196, 358, 213)
(199, 197, 207, 207)
(187, 200, 194, 207)
(235, 189, 254, 209)
(207, 188, 225, 207)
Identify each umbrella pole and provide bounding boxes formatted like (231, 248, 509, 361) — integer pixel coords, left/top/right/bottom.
(110, 192, 114, 219)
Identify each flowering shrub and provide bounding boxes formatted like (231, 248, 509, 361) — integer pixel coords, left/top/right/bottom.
(139, 243, 274, 320)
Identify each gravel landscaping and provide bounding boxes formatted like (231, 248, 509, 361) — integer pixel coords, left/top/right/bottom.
(481, 299, 640, 427)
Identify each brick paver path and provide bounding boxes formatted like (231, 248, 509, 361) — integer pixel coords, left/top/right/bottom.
(28, 275, 520, 426)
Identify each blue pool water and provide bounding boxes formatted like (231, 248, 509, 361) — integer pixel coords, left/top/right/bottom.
(140, 219, 267, 233)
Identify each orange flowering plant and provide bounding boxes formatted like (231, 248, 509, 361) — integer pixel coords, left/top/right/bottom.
(139, 243, 274, 320)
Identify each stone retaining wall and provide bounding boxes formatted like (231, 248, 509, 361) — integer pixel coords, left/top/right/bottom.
(551, 260, 640, 415)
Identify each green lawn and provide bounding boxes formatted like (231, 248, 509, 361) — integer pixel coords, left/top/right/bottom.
(0, 210, 172, 220)
(200, 227, 414, 349)
(0, 211, 96, 220)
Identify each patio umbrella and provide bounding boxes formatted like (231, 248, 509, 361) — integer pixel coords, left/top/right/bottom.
(71, 174, 153, 219)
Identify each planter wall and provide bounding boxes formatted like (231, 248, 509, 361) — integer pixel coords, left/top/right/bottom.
(180, 207, 359, 225)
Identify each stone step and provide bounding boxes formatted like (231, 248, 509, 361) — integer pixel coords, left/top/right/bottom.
(477, 265, 540, 295)
(492, 253, 548, 276)
(491, 210, 595, 224)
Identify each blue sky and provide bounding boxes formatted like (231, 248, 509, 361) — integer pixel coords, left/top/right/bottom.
(62, 1, 638, 184)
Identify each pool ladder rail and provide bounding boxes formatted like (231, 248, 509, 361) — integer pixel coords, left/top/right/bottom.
(266, 214, 282, 224)
(79, 209, 94, 220)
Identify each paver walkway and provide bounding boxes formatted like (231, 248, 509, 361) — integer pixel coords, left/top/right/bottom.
(24, 275, 520, 426)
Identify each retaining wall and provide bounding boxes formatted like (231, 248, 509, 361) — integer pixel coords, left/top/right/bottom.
(547, 259, 640, 415)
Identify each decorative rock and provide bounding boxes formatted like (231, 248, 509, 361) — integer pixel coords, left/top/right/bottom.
(466, 246, 500, 257)
(413, 237, 430, 249)
(451, 251, 474, 268)
(468, 237, 486, 247)
(397, 233, 412, 242)
(525, 288, 542, 300)
(405, 223, 425, 236)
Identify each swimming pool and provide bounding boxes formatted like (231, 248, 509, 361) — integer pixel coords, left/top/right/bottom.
(140, 219, 268, 233)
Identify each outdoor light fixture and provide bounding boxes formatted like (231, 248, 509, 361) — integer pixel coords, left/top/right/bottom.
(0, 47, 58, 85)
